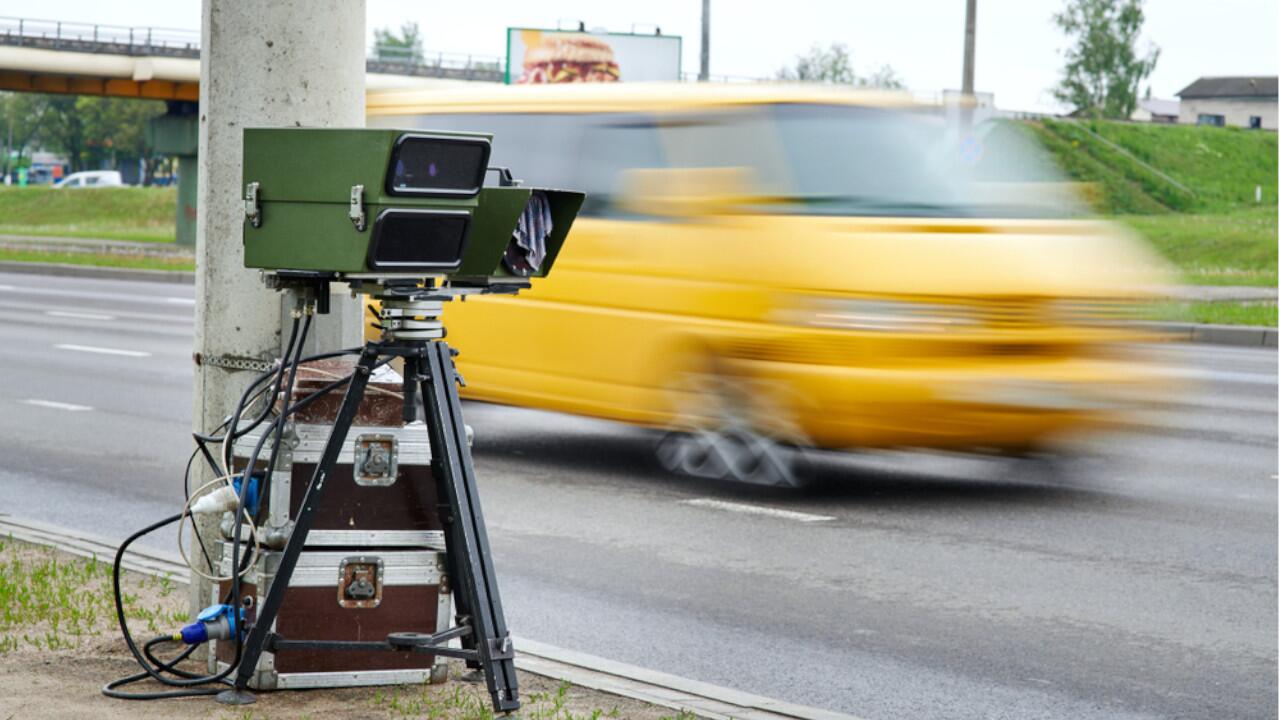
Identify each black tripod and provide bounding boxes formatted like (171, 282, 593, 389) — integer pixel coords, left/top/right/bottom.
(219, 324, 519, 712)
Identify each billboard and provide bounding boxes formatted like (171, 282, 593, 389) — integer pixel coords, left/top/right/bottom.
(506, 28, 682, 85)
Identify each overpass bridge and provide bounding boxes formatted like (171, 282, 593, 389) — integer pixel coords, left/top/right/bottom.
(0, 16, 505, 244)
(0, 16, 504, 100)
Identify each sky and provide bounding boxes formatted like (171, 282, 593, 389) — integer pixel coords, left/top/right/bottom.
(0, 0, 1275, 113)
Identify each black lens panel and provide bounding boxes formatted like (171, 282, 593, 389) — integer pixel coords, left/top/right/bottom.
(386, 134, 489, 196)
(368, 209, 471, 271)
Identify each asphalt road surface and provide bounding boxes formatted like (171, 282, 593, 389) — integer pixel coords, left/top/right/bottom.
(0, 271, 1274, 719)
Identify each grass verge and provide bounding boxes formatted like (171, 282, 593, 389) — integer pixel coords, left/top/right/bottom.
(0, 247, 194, 272)
(1143, 301, 1277, 327)
(0, 538, 694, 719)
(0, 186, 176, 243)
(1120, 206, 1278, 287)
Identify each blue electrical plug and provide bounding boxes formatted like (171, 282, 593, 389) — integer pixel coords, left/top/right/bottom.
(232, 472, 261, 519)
(176, 603, 241, 645)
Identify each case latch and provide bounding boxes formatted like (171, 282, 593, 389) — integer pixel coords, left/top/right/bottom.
(338, 556, 383, 609)
(353, 433, 397, 486)
(349, 184, 367, 232)
(244, 182, 262, 228)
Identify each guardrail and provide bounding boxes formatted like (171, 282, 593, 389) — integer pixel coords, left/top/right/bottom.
(0, 16, 198, 57)
(0, 15, 505, 81)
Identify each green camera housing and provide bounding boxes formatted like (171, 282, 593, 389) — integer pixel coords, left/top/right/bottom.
(241, 128, 583, 284)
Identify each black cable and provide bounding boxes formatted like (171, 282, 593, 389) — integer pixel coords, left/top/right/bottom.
(223, 319, 302, 475)
(105, 325, 370, 702)
(102, 513, 241, 700)
(229, 313, 310, 681)
(258, 313, 312, 518)
(181, 446, 215, 572)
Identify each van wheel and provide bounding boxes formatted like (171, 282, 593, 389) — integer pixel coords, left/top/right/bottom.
(656, 349, 809, 487)
(655, 427, 802, 487)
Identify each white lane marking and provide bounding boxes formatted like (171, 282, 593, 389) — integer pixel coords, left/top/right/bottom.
(46, 310, 115, 321)
(1150, 365, 1278, 386)
(21, 399, 93, 412)
(680, 498, 834, 523)
(0, 283, 192, 306)
(55, 343, 151, 358)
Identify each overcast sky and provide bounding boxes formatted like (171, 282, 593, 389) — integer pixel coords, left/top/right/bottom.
(0, 0, 1274, 113)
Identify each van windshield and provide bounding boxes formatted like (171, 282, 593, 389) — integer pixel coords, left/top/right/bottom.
(662, 104, 1084, 219)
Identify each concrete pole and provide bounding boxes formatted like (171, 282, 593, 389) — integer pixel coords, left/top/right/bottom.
(699, 0, 710, 82)
(961, 0, 976, 97)
(190, 0, 366, 622)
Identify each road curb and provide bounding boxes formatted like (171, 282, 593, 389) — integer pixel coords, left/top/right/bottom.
(0, 260, 195, 284)
(0, 514, 861, 720)
(1135, 321, 1278, 349)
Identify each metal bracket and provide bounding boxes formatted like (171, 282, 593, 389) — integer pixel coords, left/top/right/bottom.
(486, 634, 515, 660)
(195, 352, 278, 373)
(349, 184, 367, 232)
(245, 182, 262, 228)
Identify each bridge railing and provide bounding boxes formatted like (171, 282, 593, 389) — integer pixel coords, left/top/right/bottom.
(367, 46, 504, 81)
(0, 16, 200, 57)
(0, 15, 506, 81)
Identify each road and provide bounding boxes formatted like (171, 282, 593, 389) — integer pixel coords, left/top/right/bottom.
(0, 270, 1274, 719)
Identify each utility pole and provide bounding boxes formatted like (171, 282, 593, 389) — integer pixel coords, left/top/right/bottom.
(190, 0, 365, 625)
(961, 0, 976, 97)
(699, 0, 710, 82)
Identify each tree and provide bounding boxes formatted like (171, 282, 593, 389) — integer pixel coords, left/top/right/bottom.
(1053, 0, 1159, 118)
(37, 96, 86, 171)
(0, 92, 50, 177)
(776, 43, 905, 89)
(373, 22, 424, 64)
(77, 97, 165, 171)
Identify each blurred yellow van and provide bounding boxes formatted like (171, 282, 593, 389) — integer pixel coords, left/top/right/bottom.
(367, 84, 1168, 485)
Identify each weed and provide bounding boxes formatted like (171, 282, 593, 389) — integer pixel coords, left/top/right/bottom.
(0, 541, 171, 653)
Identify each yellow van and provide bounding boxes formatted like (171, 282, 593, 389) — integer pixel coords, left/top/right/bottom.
(368, 84, 1168, 485)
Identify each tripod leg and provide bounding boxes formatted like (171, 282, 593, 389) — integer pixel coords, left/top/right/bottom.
(224, 343, 380, 698)
(421, 341, 519, 712)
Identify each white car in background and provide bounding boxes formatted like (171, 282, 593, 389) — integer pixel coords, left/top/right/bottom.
(53, 170, 124, 188)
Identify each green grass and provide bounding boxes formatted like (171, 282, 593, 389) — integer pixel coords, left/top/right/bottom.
(370, 677, 696, 720)
(0, 537, 183, 653)
(1028, 118, 1278, 289)
(1144, 300, 1277, 327)
(1120, 206, 1278, 286)
(0, 247, 194, 271)
(1031, 118, 1278, 214)
(1086, 119, 1278, 212)
(0, 186, 176, 242)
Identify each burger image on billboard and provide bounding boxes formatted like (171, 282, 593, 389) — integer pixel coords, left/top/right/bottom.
(518, 35, 620, 84)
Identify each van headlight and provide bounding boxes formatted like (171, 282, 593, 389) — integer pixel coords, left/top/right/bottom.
(776, 298, 980, 333)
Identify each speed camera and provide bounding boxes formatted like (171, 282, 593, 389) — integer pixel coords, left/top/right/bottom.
(241, 128, 583, 285)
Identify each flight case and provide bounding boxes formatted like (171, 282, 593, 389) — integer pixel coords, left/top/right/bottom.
(213, 359, 451, 688)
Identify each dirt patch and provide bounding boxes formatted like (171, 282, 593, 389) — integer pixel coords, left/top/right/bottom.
(0, 540, 686, 719)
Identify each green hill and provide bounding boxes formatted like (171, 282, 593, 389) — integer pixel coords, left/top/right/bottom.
(1025, 118, 1277, 290)
(1026, 118, 1277, 215)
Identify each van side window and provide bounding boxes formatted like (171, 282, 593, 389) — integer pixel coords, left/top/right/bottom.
(576, 115, 664, 217)
(660, 109, 791, 197)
